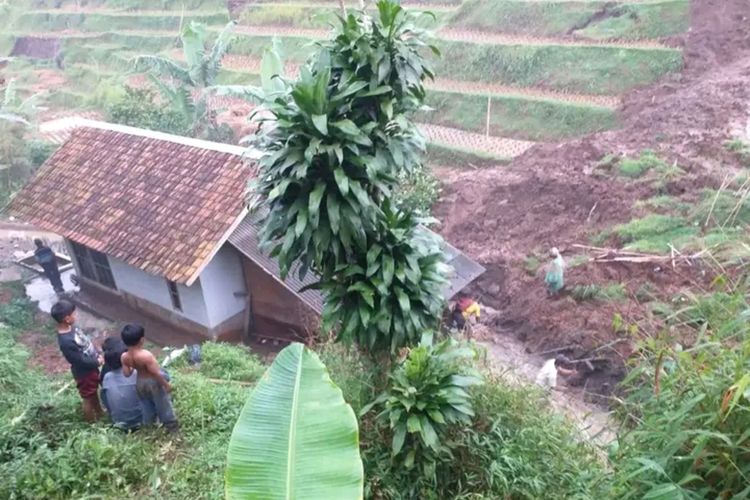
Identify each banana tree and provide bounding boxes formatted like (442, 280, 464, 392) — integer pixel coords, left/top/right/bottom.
(133, 21, 236, 141)
(226, 342, 363, 499)
(0, 78, 45, 126)
(0, 79, 46, 199)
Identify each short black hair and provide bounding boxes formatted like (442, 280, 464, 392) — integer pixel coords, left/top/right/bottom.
(555, 355, 572, 367)
(102, 337, 127, 370)
(51, 300, 76, 324)
(121, 324, 145, 346)
(34, 238, 44, 248)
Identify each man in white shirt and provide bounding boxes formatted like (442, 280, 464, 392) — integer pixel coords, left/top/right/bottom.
(535, 357, 577, 390)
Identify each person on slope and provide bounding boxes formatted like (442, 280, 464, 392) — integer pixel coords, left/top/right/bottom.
(544, 247, 565, 296)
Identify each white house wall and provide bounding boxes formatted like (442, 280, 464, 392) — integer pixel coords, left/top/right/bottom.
(108, 256, 210, 327)
(199, 244, 247, 328)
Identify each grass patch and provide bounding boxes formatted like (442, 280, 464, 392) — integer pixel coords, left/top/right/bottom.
(169, 342, 266, 383)
(571, 282, 627, 302)
(12, 11, 228, 33)
(426, 142, 510, 168)
(614, 214, 697, 253)
(418, 90, 617, 141)
(597, 151, 685, 192)
(724, 137, 750, 165)
(238, 4, 445, 30)
(523, 255, 541, 276)
(435, 42, 683, 95)
(224, 33, 683, 96)
(448, 0, 689, 40)
(576, 1, 690, 41)
(12, 0, 224, 9)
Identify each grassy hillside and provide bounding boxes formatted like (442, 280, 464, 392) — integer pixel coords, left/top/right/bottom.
(0, 0, 689, 162)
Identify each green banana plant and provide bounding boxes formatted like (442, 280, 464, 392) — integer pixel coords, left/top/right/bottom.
(225, 342, 363, 500)
(132, 21, 236, 140)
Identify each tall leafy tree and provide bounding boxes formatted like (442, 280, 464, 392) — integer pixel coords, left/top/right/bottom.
(133, 21, 236, 141)
(247, 1, 448, 351)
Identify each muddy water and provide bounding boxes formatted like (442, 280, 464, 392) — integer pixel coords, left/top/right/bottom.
(480, 329, 617, 447)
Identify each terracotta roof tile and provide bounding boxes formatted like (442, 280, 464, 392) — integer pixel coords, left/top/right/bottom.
(9, 126, 251, 284)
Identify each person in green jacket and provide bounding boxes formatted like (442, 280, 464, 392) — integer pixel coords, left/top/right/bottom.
(544, 247, 565, 296)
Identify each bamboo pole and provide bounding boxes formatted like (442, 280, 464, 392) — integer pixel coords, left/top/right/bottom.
(485, 95, 491, 137)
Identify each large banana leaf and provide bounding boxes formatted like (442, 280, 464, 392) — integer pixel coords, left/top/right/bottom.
(225, 342, 363, 500)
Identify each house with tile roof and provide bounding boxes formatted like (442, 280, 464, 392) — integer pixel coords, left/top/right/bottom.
(10, 120, 484, 343)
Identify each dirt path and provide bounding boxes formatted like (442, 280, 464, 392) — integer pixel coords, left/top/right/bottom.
(419, 123, 535, 158)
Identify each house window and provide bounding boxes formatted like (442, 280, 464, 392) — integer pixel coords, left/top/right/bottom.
(71, 242, 117, 290)
(167, 280, 182, 312)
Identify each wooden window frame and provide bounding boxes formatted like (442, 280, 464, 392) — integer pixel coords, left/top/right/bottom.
(70, 242, 117, 290)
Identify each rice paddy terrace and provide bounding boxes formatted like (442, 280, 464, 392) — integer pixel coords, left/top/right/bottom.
(1, 0, 690, 165)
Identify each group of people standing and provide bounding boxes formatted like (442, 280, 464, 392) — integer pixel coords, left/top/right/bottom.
(52, 300, 178, 431)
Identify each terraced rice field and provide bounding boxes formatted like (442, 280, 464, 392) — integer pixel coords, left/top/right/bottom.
(0, 0, 690, 163)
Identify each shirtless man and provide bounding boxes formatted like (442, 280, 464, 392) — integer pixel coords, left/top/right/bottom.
(120, 324, 178, 432)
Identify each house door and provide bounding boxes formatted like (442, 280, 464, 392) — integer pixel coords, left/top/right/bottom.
(70, 241, 117, 290)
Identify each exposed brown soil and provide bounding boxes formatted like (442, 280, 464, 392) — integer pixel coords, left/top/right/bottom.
(10, 37, 61, 59)
(18, 329, 71, 376)
(434, 0, 750, 398)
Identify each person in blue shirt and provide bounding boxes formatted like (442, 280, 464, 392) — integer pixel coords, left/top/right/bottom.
(34, 239, 64, 293)
(100, 337, 143, 431)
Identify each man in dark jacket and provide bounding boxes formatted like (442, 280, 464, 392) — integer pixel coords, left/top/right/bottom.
(52, 300, 103, 422)
(34, 238, 64, 293)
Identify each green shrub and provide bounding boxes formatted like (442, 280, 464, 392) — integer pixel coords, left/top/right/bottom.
(393, 164, 442, 215)
(169, 341, 265, 383)
(613, 336, 750, 498)
(26, 140, 56, 167)
(362, 335, 482, 489)
(572, 283, 627, 302)
(0, 297, 34, 329)
(0, 343, 30, 393)
(105, 86, 191, 135)
(362, 372, 608, 499)
(317, 341, 380, 414)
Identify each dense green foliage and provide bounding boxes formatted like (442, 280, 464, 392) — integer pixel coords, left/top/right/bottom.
(133, 21, 236, 142)
(105, 86, 191, 135)
(0, 80, 52, 207)
(313, 339, 609, 499)
(363, 335, 482, 482)
(249, 1, 448, 352)
(612, 283, 750, 498)
(393, 163, 441, 214)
